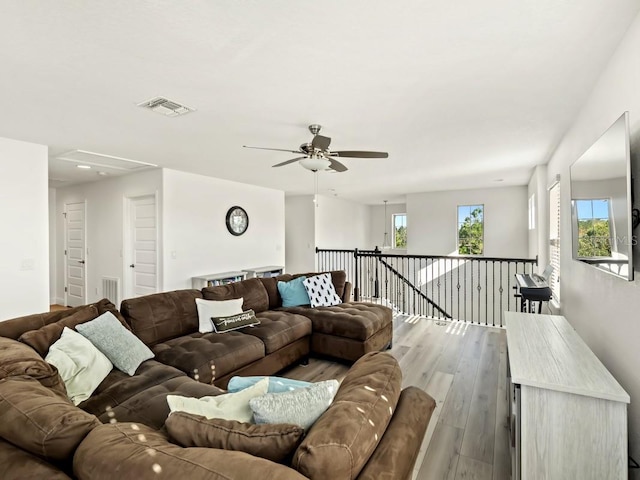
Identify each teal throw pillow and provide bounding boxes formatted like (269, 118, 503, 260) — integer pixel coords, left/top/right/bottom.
(228, 376, 312, 394)
(278, 277, 310, 307)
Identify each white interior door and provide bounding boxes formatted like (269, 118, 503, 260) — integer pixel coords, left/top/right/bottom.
(65, 201, 86, 307)
(126, 194, 158, 299)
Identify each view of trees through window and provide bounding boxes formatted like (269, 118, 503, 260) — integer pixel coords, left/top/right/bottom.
(457, 205, 484, 255)
(393, 214, 407, 248)
(575, 199, 611, 257)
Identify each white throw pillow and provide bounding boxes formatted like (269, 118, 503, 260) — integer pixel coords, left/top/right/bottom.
(167, 377, 269, 423)
(303, 274, 342, 307)
(45, 327, 113, 406)
(195, 298, 244, 333)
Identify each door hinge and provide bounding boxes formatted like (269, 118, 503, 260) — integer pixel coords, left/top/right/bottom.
(63, 212, 67, 218)
(64, 250, 67, 256)
(64, 286, 68, 293)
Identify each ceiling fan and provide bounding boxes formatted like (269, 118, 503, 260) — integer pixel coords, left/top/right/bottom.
(243, 124, 388, 172)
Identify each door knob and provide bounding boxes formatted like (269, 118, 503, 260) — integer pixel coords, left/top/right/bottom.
(78, 260, 85, 264)
(130, 264, 135, 268)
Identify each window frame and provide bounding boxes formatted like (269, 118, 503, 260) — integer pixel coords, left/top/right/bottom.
(456, 204, 485, 256)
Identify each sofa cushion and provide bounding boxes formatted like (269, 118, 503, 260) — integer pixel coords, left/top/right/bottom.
(73, 423, 308, 480)
(0, 337, 67, 394)
(195, 297, 244, 333)
(78, 360, 225, 430)
(120, 289, 203, 346)
(151, 331, 265, 383)
(0, 299, 128, 341)
(250, 380, 340, 430)
(259, 276, 283, 310)
(357, 386, 437, 480)
(167, 378, 269, 422)
(202, 277, 270, 313)
(46, 327, 113, 405)
(283, 302, 392, 341)
(0, 376, 100, 462)
(0, 438, 72, 480)
(239, 311, 311, 354)
(76, 312, 155, 375)
(18, 305, 99, 357)
(292, 352, 402, 480)
(166, 413, 305, 463)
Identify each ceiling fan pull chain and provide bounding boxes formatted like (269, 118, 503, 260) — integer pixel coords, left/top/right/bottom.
(314, 170, 319, 207)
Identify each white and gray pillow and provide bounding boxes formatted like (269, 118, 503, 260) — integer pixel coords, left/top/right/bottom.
(249, 379, 340, 430)
(303, 274, 342, 307)
(76, 311, 154, 376)
(45, 327, 113, 405)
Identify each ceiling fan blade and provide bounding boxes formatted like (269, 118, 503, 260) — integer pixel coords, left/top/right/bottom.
(327, 158, 348, 172)
(272, 157, 307, 168)
(243, 145, 304, 154)
(311, 135, 331, 151)
(331, 150, 389, 158)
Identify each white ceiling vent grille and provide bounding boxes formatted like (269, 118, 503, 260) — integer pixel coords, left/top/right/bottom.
(137, 96, 195, 117)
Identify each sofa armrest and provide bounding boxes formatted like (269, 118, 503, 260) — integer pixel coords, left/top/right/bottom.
(73, 423, 307, 480)
(0, 438, 72, 480)
(342, 281, 352, 302)
(356, 387, 436, 480)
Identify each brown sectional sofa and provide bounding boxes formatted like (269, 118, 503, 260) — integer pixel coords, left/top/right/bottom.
(120, 271, 393, 387)
(0, 271, 436, 479)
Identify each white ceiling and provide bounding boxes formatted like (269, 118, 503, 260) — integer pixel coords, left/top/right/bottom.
(1, 1, 638, 204)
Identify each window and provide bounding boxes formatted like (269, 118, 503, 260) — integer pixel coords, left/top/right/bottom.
(549, 181, 561, 304)
(393, 213, 407, 249)
(457, 205, 484, 255)
(574, 199, 612, 257)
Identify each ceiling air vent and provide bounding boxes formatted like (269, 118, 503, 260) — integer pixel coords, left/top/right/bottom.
(137, 96, 195, 117)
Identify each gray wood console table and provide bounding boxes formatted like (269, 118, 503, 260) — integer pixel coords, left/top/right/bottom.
(505, 312, 629, 479)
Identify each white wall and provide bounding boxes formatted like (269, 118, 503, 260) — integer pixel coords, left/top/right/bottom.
(315, 195, 370, 250)
(369, 203, 407, 252)
(0, 137, 49, 320)
(55, 169, 163, 305)
(406, 186, 529, 258)
(544, 10, 640, 461)
(285, 195, 372, 274)
(285, 195, 316, 274)
(162, 169, 285, 290)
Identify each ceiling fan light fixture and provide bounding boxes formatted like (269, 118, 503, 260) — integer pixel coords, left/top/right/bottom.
(300, 156, 330, 171)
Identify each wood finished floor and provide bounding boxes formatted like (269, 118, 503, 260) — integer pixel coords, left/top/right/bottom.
(283, 315, 510, 480)
(49, 304, 70, 312)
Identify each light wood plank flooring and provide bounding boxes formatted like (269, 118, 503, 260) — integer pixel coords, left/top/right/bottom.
(49, 304, 70, 312)
(283, 315, 510, 480)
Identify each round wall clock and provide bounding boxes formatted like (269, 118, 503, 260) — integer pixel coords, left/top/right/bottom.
(225, 206, 249, 236)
